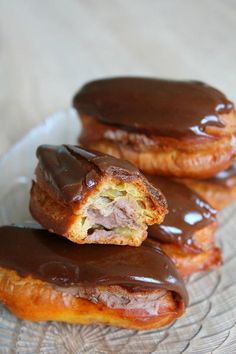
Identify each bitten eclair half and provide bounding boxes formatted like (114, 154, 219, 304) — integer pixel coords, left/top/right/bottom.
(30, 145, 167, 246)
(0, 226, 188, 330)
(74, 77, 236, 178)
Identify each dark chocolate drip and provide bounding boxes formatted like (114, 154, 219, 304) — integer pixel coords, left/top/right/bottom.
(0, 226, 188, 304)
(36, 144, 141, 203)
(147, 176, 216, 245)
(207, 162, 236, 187)
(73, 77, 233, 138)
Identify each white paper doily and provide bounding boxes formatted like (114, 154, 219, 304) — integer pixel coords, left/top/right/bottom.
(0, 109, 235, 353)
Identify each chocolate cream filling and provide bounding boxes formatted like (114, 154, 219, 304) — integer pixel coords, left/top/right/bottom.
(57, 285, 168, 315)
(85, 195, 141, 240)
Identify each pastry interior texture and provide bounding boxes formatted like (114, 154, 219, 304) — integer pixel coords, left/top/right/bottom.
(30, 144, 167, 246)
(0, 226, 188, 330)
(179, 162, 236, 210)
(74, 77, 236, 178)
(146, 176, 221, 277)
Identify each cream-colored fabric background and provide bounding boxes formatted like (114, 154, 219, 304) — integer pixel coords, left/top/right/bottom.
(0, 0, 235, 154)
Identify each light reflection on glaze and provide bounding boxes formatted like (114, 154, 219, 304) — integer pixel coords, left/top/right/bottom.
(184, 211, 204, 225)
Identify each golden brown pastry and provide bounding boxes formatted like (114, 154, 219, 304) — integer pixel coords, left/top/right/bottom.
(146, 176, 221, 277)
(29, 144, 167, 246)
(0, 226, 188, 330)
(159, 242, 221, 278)
(179, 162, 236, 210)
(73, 77, 236, 178)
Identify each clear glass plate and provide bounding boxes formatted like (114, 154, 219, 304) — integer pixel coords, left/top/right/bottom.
(0, 109, 235, 353)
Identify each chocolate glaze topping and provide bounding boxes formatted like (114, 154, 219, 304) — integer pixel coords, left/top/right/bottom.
(0, 226, 187, 304)
(73, 77, 233, 138)
(147, 176, 217, 245)
(207, 162, 236, 187)
(36, 144, 162, 204)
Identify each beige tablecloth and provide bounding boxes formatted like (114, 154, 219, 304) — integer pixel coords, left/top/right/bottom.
(0, 0, 236, 154)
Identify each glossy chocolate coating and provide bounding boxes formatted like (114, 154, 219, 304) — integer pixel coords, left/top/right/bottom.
(36, 144, 148, 204)
(148, 176, 216, 245)
(0, 226, 187, 303)
(73, 77, 233, 138)
(208, 162, 236, 187)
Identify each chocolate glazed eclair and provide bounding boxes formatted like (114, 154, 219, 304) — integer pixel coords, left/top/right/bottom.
(74, 77, 236, 178)
(146, 176, 221, 278)
(30, 144, 167, 246)
(0, 226, 188, 330)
